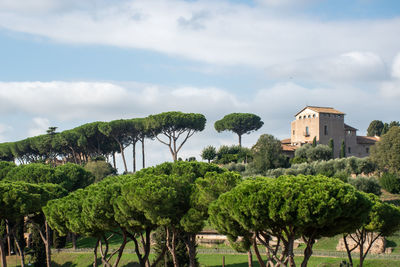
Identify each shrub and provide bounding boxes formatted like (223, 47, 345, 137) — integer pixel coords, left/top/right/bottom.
(380, 173, 400, 194)
(349, 176, 381, 196)
(334, 171, 350, 182)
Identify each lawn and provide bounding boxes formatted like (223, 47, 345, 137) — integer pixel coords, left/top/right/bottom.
(6, 253, 400, 267)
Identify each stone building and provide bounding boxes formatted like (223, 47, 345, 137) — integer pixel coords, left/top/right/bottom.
(282, 106, 378, 158)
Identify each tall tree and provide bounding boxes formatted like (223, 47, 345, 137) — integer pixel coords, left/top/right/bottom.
(370, 126, 400, 174)
(99, 120, 132, 173)
(329, 138, 334, 158)
(209, 175, 372, 267)
(201, 145, 217, 163)
(367, 120, 384, 137)
(214, 113, 263, 147)
(0, 181, 66, 267)
(146, 112, 206, 161)
(340, 140, 346, 158)
(343, 195, 400, 267)
(250, 134, 286, 174)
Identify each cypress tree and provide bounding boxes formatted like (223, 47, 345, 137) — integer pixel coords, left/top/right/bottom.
(312, 136, 317, 147)
(340, 140, 346, 158)
(329, 138, 334, 159)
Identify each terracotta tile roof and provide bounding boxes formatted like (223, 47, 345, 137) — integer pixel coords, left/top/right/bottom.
(281, 138, 291, 144)
(295, 106, 345, 116)
(357, 136, 379, 144)
(282, 144, 297, 152)
(344, 124, 358, 131)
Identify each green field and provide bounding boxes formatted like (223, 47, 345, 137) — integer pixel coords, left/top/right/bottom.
(5, 252, 400, 267)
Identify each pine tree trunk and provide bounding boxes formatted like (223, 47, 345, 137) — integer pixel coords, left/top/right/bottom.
(301, 238, 315, 267)
(120, 143, 128, 173)
(72, 234, 77, 250)
(45, 222, 51, 267)
(185, 234, 197, 267)
(238, 134, 242, 147)
(247, 250, 253, 267)
(142, 139, 145, 169)
(132, 142, 136, 172)
(0, 238, 7, 267)
(253, 239, 265, 267)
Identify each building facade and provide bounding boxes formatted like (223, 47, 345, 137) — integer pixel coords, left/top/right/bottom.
(283, 106, 378, 158)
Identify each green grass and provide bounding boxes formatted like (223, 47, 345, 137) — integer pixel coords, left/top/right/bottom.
(312, 235, 341, 251)
(6, 253, 400, 267)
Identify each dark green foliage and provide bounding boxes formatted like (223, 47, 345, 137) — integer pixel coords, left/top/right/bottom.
(249, 134, 287, 174)
(371, 126, 400, 174)
(380, 173, 400, 194)
(294, 143, 332, 163)
(84, 160, 116, 182)
(340, 140, 346, 158)
(209, 175, 372, 266)
(214, 113, 263, 146)
(382, 123, 389, 135)
(329, 138, 334, 158)
(312, 136, 317, 147)
(152, 227, 195, 267)
(146, 111, 206, 161)
(30, 223, 46, 266)
(367, 120, 384, 137)
(0, 161, 16, 180)
(6, 163, 94, 192)
(215, 145, 251, 164)
(201, 146, 217, 163)
(349, 176, 381, 196)
(265, 157, 376, 178)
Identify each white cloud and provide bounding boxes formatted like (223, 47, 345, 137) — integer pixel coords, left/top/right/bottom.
(266, 51, 387, 82)
(28, 117, 50, 137)
(392, 53, 400, 79)
(0, 79, 399, 171)
(0, 0, 399, 69)
(0, 124, 12, 142)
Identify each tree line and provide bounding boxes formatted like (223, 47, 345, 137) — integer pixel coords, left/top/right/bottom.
(2, 160, 400, 267)
(0, 112, 265, 173)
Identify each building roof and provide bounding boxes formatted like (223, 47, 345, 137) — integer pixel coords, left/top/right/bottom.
(282, 144, 297, 152)
(295, 106, 345, 117)
(357, 136, 379, 145)
(281, 138, 291, 144)
(344, 124, 358, 131)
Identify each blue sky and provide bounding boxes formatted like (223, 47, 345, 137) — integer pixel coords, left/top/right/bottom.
(1, 0, 400, 170)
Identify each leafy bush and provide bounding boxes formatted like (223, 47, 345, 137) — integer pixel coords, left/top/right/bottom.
(380, 173, 400, 194)
(264, 157, 376, 178)
(84, 160, 117, 182)
(349, 176, 381, 195)
(334, 170, 350, 182)
(225, 163, 246, 173)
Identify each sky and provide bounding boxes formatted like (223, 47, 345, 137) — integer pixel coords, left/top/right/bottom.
(1, 0, 400, 172)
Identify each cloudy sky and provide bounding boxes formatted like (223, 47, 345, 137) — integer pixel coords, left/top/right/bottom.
(1, 0, 400, 171)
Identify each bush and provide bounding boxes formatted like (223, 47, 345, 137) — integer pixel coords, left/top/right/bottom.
(334, 170, 350, 182)
(349, 176, 381, 196)
(225, 163, 246, 173)
(380, 173, 400, 194)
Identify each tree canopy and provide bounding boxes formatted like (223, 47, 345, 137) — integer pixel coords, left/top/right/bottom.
(367, 120, 384, 137)
(370, 126, 400, 174)
(249, 134, 287, 174)
(209, 175, 372, 267)
(214, 113, 263, 147)
(146, 111, 206, 161)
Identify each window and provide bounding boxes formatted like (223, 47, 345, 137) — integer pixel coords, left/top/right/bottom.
(293, 130, 295, 135)
(305, 126, 309, 136)
(366, 147, 369, 153)
(313, 114, 316, 118)
(348, 147, 351, 154)
(324, 125, 328, 135)
(308, 115, 311, 118)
